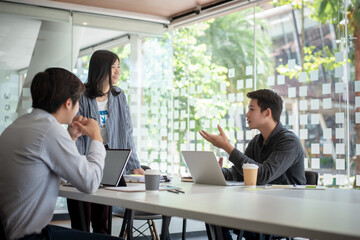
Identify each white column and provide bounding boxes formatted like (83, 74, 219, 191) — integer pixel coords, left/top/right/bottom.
(17, 20, 72, 115)
(129, 34, 143, 158)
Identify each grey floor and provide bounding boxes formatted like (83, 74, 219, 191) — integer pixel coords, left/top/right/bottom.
(50, 217, 307, 240)
(51, 216, 212, 239)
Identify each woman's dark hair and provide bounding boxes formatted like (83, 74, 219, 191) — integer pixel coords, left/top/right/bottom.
(85, 50, 120, 98)
(31, 67, 85, 113)
(247, 89, 283, 123)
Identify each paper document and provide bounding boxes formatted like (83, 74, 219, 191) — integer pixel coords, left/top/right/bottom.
(265, 185, 326, 190)
(106, 184, 180, 192)
(123, 175, 168, 183)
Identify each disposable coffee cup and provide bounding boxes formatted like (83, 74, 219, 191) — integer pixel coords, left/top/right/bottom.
(145, 169, 161, 191)
(242, 163, 259, 186)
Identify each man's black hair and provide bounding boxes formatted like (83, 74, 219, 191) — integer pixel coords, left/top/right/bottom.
(247, 89, 283, 122)
(31, 68, 85, 113)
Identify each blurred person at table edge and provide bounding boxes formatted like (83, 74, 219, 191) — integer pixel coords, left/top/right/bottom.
(0, 67, 119, 240)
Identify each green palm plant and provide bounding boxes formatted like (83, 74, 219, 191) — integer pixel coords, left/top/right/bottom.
(200, 8, 274, 90)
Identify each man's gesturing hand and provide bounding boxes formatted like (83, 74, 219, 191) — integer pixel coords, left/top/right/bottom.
(199, 125, 234, 155)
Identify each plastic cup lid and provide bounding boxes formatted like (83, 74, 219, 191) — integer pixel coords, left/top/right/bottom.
(242, 163, 259, 169)
(145, 169, 160, 175)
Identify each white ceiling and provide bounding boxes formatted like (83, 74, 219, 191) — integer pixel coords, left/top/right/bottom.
(0, 13, 126, 71)
(39, 0, 221, 19)
(0, 0, 255, 71)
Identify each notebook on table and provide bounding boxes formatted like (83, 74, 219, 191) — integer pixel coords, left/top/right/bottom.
(101, 149, 132, 187)
(181, 151, 243, 186)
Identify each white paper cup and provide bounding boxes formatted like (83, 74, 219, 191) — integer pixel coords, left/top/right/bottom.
(242, 163, 259, 186)
(145, 169, 160, 191)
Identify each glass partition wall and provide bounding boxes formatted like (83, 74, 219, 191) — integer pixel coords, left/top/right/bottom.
(171, 0, 359, 188)
(0, 4, 74, 213)
(254, 1, 354, 187)
(1, 0, 359, 194)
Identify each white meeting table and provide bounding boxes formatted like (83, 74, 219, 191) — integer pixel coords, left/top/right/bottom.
(59, 181, 360, 240)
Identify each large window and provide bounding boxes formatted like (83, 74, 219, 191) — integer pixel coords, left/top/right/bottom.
(1, 0, 359, 189)
(169, 1, 359, 188)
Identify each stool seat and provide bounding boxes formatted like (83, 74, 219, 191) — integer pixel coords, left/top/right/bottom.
(113, 206, 162, 240)
(113, 207, 162, 220)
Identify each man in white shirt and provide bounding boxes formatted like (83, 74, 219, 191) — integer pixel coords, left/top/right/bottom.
(0, 68, 119, 240)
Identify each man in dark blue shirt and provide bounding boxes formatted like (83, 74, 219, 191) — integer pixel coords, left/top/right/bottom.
(200, 89, 306, 239)
(200, 89, 305, 185)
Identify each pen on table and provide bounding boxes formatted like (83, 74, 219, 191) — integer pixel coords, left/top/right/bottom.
(167, 189, 185, 194)
(167, 189, 179, 194)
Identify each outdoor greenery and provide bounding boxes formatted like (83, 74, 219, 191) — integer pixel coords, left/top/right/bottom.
(171, 8, 273, 164)
(276, 46, 345, 80)
(273, 0, 360, 186)
(273, 0, 359, 80)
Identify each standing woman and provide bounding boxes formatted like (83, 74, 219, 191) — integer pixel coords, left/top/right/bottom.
(67, 50, 144, 234)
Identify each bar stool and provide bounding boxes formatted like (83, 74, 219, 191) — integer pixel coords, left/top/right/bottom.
(113, 207, 162, 240)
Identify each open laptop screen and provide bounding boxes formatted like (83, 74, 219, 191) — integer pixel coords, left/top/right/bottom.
(101, 149, 131, 186)
(181, 151, 243, 186)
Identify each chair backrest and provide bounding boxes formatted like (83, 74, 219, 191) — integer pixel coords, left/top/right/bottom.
(305, 170, 319, 185)
(0, 216, 7, 240)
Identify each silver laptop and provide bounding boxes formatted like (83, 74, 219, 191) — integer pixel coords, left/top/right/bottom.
(101, 149, 132, 186)
(181, 151, 243, 186)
